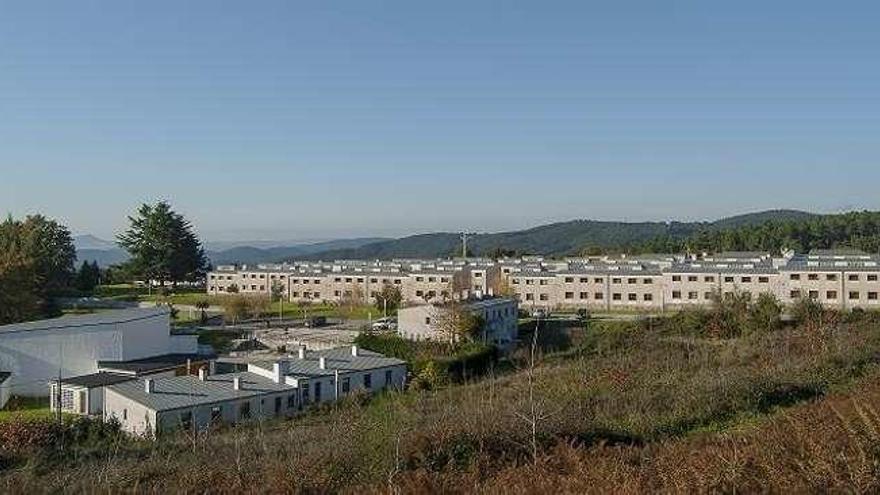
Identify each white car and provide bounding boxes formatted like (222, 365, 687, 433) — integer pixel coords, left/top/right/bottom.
(372, 318, 396, 330)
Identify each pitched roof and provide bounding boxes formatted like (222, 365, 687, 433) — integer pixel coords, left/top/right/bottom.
(250, 347, 406, 380)
(107, 371, 295, 412)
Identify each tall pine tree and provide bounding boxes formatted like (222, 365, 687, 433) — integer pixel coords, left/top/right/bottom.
(117, 202, 208, 286)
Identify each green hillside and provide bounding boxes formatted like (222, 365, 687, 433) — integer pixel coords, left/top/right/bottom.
(297, 209, 818, 260)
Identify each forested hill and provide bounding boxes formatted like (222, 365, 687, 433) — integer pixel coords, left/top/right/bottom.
(640, 211, 880, 255)
(294, 209, 820, 260)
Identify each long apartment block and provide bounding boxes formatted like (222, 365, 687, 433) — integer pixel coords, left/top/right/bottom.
(207, 250, 880, 311)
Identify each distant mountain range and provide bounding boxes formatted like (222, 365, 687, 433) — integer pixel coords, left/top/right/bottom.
(73, 236, 388, 267)
(290, 210, 819, 260)
(74, 210, 820, 267)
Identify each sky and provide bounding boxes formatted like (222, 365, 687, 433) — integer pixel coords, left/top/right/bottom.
(1, 1, 879, 242)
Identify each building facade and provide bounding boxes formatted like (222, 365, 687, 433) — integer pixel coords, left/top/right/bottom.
(397, 297, 519, 348)
(102, 346, 407, 436)
(0, 307, 210, 398)
(206, 251, 880, 313)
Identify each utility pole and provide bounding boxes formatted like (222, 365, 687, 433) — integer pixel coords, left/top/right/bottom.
(460, 232, 476, 259)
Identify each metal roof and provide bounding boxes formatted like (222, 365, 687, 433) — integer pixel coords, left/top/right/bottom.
(107, 371, 296, 412)
(61, 372, 135, 388)
(97, 353, 214, 374)
(249, 347, 406, 381)
(667, 263, 779, 275)
(0, 307, 169, 335)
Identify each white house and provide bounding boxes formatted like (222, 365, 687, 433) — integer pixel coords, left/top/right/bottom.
(102, 345, 407, 436)
(397, 297, 519, 349)
(0, 307, 208, 399)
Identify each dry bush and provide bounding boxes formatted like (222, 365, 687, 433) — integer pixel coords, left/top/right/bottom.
(5, 316, 880, 493)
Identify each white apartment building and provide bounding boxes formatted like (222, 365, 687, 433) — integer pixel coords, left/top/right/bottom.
(205, 250, 880, 313)
(207, 259, 503, 306)
(397, 297, 519, 349)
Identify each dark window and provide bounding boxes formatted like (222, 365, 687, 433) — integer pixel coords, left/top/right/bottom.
(211, 406, 222, 424)
(315, 382, 322, 402)
(342, 377, 350, 394)
(274, 396, 282, 414)
(364, 373, 372, 389)
(180, 411, 193, 430)
(239, 402, 251, 419)
(385, 370, 393, 386)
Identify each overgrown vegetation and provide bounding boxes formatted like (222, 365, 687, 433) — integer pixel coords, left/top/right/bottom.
(355, 333, 497, 389)
(6, 307, 880, 492)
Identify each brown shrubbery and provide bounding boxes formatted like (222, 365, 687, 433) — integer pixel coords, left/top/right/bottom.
(3, 311, 880, 493)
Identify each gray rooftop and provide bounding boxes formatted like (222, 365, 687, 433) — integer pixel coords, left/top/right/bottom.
(61, 372, 135, 388)
(250, 347, 406, 380)
(667, 262, 779, 275)
(0, 307, 169, 335)
(107, 371, 295, 412)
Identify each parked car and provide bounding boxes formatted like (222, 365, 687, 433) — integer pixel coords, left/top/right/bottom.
(305, 316, 327, 328)
(371, 317, 397, 331)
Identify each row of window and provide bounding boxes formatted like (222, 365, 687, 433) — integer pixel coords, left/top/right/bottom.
(790, 290, 880, 300)
(790, 273, 880, 282)
(671, 275, 771, 284)
(525, 292, 655, 302)
(166, 371, 396, 432)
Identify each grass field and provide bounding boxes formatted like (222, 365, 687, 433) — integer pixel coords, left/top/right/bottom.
(4, 307, 880, 492)
(0, 397, 52, 424)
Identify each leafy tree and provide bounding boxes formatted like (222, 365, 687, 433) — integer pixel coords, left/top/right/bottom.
(117, 201, 208, 286)
(436, 304, 484, 346)
(0, 215, 76, 322)
(375, 283, 402, 315)
(270, 281, 285, 302)
(194, 299, 211, 325)
(75, 260, 101, 293)
(222, 295, 250, 325)
(747, 293, 783, 335)
(226, 283, 240, 294)
(0, 249, 41, 324)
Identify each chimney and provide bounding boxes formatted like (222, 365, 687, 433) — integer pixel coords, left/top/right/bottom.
(233, 376, 242, 391)
(198, 367, 208, 381)
(144, 378, 155, 394)
(273, 361, 287, 383)
(319, 357, 327, 370)
(298, 345, 307, 359)
(351, 345, 359, 357)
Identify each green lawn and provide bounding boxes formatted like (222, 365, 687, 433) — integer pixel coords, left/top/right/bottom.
(0, 397, 54, 424)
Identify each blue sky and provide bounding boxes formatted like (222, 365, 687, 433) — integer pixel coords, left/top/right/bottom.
(1, 1, 879, 241)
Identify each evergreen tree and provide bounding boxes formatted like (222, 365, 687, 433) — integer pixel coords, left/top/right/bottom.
(117, 201, 208, 286)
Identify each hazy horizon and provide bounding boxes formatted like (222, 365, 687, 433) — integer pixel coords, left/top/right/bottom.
(65, 206, 863, 248)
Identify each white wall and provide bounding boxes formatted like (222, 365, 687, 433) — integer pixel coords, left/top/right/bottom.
(0, 378, 10, 410)
(104, 388, 158, 436)
(0, 310, 174, 397)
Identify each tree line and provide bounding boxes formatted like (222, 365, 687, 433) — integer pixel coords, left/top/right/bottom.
(629, 211, 880, 256)
(0, 201, 208, 325)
